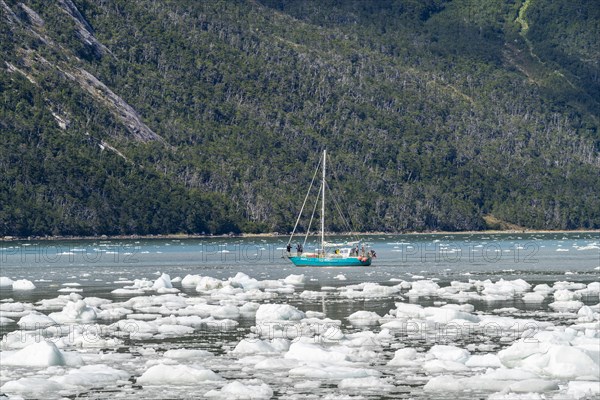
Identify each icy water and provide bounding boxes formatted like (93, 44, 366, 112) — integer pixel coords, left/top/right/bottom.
(0, 233, 599, 399)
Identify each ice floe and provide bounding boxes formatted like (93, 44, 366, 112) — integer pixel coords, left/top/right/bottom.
(1, 267, 598, 400)
(11, 278, 36, 290)
(137, 363, 222, 385)
(205, 379, 273, 399)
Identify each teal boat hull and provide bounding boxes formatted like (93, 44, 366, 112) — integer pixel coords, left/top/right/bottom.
(287, 255, 372, 267)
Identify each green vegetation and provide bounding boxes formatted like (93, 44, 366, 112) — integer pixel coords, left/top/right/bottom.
(1, 0, 598, 236)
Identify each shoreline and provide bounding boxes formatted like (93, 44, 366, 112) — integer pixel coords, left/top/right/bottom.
(2, 229, 598, 242)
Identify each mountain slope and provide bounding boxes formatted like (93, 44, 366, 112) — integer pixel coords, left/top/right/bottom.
(1, 0, 599, 236)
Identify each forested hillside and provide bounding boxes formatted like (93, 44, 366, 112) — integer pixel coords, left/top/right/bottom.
(1, 0, 599, 236)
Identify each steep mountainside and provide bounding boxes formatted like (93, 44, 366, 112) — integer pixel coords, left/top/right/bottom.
(1, 0, 599, 236)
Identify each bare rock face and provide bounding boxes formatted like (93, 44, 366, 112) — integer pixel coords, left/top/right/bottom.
(2, 0, 164, 143)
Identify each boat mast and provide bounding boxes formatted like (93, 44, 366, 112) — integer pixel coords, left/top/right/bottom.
(321, 149, 326, 255)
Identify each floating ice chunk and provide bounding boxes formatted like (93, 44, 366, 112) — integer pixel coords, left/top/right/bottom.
(157, 287, 179, 294)
(498, 340, 552, 369)
(392, 302, 424, 318)
(499, 337, 600, 379)
(465, 353, 502, 368)
(254, 357, 298, 370)
(334, 274, 347, 280)
(97, 306, 133, 320)
(423, 375, 463, 392)
(181, 274, 203, 287)
(533, 284, 553, 293)
(65, 326, 124, 349)
(387, 348, 419, 366)
(205, 380, 272, 399)
(322, 325, 345, 341)
(58, 287, 83, 293)
(111, 319, 158, 337)
(549, 300, 584, 312)
(1, 329, 42, 350)
(211, 305, 240, 320)
(0, 301, 34, 317)
(111, 288, 145, 295)
(553, 281, 586, 291)
(152, 273, 173, 290)
(229, 272, 260, 290)
(232, 338, 281, 354)
(347, 310, 381, 326)
(2, 340, 66, 367)
(338, 376, 394, 389)
(543, 345, 600, 379)
(586, 281, 600, 293)
(422, 306, 479, 324)
(575, 244, 600, 251)
(157, 324, 195, 336)
(283, 274, 305, 285)
(1, 377, 65, 394)
(482, 279, 531, 297)
(506, 379, 558, 393)
(285, 341, 349, 364)
(577, 305, 598, 322)
(300, 290, 327, 300)
(195, 276, 224, 291)
(51, 364, 130, 387)
(492, 307, 520, 314)
(289, 365, 381, 379)
(427, 345, 470, 363)
(164, 348, 213, 359)
(0, 276, 14, 287)
(450, 281, 474, 291)
(576, 283, 600, 299)
(387, 302, 479, 324)
(49, 300, 97, 323)
(255, 303, 305, 322)
(127, 279, 154, 290)
(553, 289, 581, 301)
(522, 292, 546, 302)
(17, 311, 57, 328)
(137, 363, 222, 385)
(341, 282, 401, 299)
(12, 279, 36, 290)
(84, 297, 112, 307)
(407, 280, 440, 297)
(444, 303, 475, 313)
(239, 302, 260, 315)
(423, 359, 468, 373)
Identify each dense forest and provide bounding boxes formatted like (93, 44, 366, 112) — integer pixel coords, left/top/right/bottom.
(0, 0, 599, 236)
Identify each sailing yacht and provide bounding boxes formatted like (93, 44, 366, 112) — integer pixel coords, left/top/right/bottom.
(285, 150, 374, 267)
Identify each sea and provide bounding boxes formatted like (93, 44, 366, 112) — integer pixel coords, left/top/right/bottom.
(0, 232, 598, 399)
